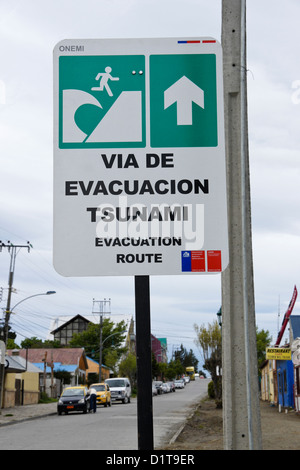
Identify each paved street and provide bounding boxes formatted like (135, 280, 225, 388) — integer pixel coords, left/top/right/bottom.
(0, 379, 209, 450)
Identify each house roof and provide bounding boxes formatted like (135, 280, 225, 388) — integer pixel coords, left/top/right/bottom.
(4, 355, 26, 373)
(50, 314, 90, 334)
(48, 314, 133, 340)
(5, 350, 43, 373)
(7, 348, 88, 369)
(86, 356, 110, 370)
(10, 354, 42, 373)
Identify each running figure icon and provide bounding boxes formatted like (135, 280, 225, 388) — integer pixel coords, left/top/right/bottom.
(91, 66, 119, 97)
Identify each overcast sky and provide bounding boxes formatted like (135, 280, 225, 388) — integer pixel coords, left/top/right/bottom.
(1, 0, 300, 366)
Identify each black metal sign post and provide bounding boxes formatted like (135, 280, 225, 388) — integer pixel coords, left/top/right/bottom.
(135, 275, 154, 450)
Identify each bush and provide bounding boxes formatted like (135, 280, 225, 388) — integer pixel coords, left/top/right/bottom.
(208, 380, 222, 408)
(39, 392, 57, 404)
(208, 380, 215, 398)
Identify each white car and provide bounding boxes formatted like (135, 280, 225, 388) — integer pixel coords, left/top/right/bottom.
(152, 383, 158, 396)
(174, 379, 185, 389)
(161, 383, 171, 393)
(105, 377, 131, 404)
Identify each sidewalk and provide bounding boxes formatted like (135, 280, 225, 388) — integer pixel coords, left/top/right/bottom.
(0, 402, 57, 426)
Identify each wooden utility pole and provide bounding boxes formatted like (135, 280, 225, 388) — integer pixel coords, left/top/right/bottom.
(221, 0, 262, 449)
(92, 299, 111, 382)
(0, 242, 31, 409)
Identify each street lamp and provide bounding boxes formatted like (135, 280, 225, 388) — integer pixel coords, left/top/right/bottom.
(99, 329, 127, 382)
(10, 291, 56, 314)
(0, 290, 56, 409)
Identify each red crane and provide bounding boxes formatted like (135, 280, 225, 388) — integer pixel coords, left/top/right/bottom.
(275, 285, 298, 347)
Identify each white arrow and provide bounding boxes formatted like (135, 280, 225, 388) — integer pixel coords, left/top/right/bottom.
(164, 76, 204, 125)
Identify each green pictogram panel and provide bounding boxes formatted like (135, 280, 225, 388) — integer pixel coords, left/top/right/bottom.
(59, 55, 146, 148)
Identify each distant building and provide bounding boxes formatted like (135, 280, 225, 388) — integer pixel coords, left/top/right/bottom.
(151, 335, 167, 363)
(157, 337, 168, 363)
(50, 314, 91, 345)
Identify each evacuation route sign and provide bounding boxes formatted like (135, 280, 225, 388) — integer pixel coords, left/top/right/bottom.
(53, 38, 228, 277)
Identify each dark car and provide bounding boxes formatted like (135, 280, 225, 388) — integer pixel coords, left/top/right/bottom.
(57, 386, 89, 415)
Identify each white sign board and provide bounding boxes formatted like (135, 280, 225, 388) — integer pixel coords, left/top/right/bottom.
(53, 38, 228, 276)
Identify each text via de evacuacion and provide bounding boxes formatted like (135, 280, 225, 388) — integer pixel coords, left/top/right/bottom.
(65, 153, 209, 196)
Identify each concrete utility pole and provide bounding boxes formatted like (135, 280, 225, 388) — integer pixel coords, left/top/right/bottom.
(221, 0, 262, 449)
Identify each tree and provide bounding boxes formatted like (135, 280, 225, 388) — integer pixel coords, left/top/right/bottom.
(20, 337, 61, 349)
(174, 344, 199, 371)
(194, 321, 222, 407)
(69, 318, 127, 365)
(7, 338, 19, 350)
(105, 349, 119, 376)
(194, 320, 272, 407)
(118, 353, 136, 387)
(54, 369, 72, 384)
(256, 327, 272, 375)
(152, 353, 160, 379)
(165, 359, 184, 380)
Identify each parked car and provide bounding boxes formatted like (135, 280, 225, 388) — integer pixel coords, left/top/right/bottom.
(153, 381, 164, 395)
(105, 377, 131, 404)
(152, 383, 158, 396)
(57, 386, 89, 415)
(168, 381, 176, 392)
(161, 383, 171, 393)
(90, 383, 111, 407)
(174, 379, 185, 389)
(183, 376, 190, 384)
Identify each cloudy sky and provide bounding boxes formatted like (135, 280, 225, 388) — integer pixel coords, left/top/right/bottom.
(1, 0, 300, 366)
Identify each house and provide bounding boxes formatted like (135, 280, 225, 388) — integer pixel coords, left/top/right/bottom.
(86, 356, 111, 383)
(260, 315, 300, 411)
(277, 359, 294, 409)
(49, 314, 134, 351)
(260, 359, 277, 404)
(49, 313, 135, 374)
(3, 351, 41, 408)
(8, 348, 88, 395)
(50, 314, 91, 346)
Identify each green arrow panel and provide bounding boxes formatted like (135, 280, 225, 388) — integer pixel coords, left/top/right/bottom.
(149, 54, 218, 148)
